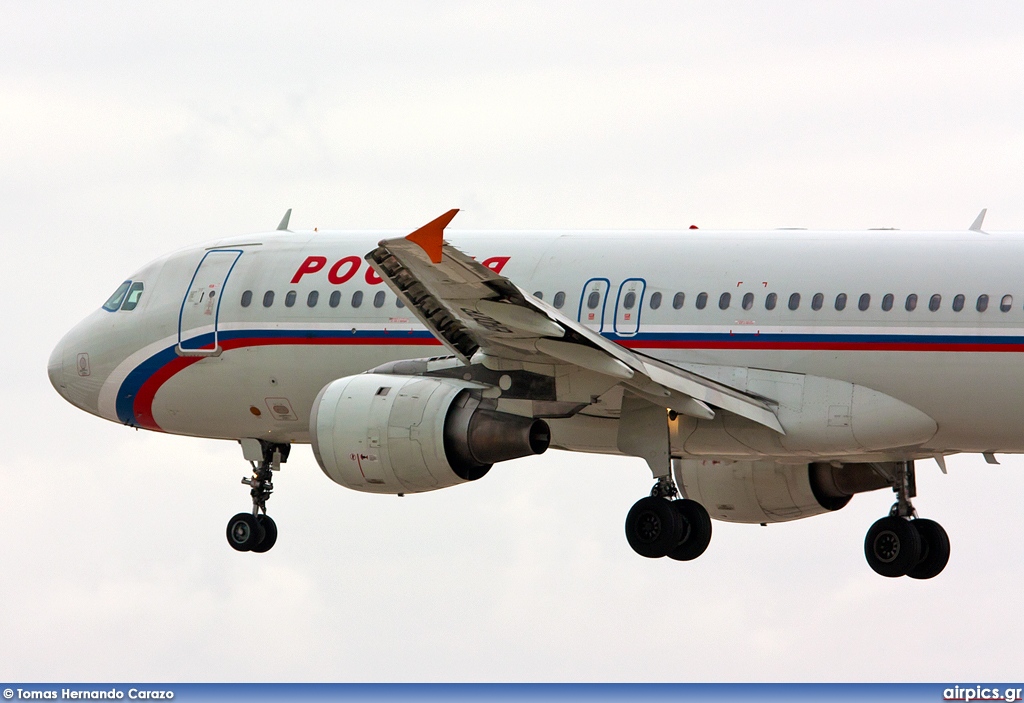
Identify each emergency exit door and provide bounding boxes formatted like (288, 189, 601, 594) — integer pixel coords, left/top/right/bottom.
(614, 278, 646, 336)
(578, 278, 610, 332)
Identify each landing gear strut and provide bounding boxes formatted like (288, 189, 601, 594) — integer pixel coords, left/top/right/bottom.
(625, 475, 712, 561)
(863, 460, 950, 579)
(226, 440, 289, 553)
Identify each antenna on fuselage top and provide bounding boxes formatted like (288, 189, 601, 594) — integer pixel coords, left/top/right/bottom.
(969, 208, 987, 233)
(277, 208, 293, 232)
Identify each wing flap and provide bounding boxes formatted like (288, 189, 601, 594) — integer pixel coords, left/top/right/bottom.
(367, 211, 784, 432)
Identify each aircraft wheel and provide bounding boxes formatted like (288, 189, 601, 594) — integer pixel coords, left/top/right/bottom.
(226, 512, 265, 552)
(907, 518, 950, 580)
(625, 496, 682, 558)
(251, 514, 278, 553)
(864, 515, 921, 577)
(667, 499, 713, 562)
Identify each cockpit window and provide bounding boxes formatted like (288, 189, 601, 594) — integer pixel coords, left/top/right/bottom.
(102, 281, 132, 312)
(120, 282, 145, 311)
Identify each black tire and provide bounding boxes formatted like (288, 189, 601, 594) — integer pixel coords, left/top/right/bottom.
(864, 515, 922, 577)
(907, 518, 950, 580)
(251, 514, 278, 553)
(667, 499, 713, 562)
(625, 496, 683, 558)
(226, 512, 265, 552)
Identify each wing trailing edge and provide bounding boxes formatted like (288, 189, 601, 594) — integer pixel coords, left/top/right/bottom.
(366, 211, 784, 433)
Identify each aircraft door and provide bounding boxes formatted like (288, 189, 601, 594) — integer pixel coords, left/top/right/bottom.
(177, 249, 243, 355)
(614, 278, 646, 336)
(578, 278, 610, 332)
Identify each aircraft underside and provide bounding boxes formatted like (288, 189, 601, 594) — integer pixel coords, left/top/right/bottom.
(208, 350, 951, 580)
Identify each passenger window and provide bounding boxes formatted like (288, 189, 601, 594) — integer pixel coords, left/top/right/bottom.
(554, 291, 567, 309)
(263, 291, 275, 307)
(905, 294, 918, 312)
(374, 291, 386, 308)
(624, 292, 637, 309)
(534, 291, 544, 300)
(587, 292, 600, 310)
(788, 293, 800, 311)
(881, 294, 894, 311)
(241, 290, 253, 308)
(835, 293, 847, 311)
(1001, 294, 1013, 312)
(120, 282, 145, 311)
(952, 294, 965, 312)
(718, 292, 731, 310)
(648, 292, 661, 310)
(352, 291, 363, 308)
(329, 291, 341, 308)
(397, 298, 405, 308)
(672, 292, 685, 310)
(285, 291, 297, 308)
(765, 293, 777, 310)
(977, 294, 989, 312)
(307, 291, 319, 308)
(858, 294, 870, 311)
(102, 281, 132, 312)
(811, 293, 823, 311)
(929, 294, 941, 312)
(742, 292, 754, 310)
(696, 292, 708, 310)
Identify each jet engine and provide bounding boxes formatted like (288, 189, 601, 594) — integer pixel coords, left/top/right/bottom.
(674, 459, 892, 524)
(310, 374, 550, 494)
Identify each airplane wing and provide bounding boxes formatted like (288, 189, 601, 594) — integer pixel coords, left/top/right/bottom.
(366, 210, 783, 433)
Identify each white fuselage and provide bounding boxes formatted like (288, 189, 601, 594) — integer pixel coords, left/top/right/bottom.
(49, 228, 1024, 457)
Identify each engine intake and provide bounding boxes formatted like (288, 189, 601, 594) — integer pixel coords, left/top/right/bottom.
(310, 374, 549, 494)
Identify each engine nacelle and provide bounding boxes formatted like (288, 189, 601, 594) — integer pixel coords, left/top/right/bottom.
(310, 374, 550, 494)
(674, 459, 892, 524)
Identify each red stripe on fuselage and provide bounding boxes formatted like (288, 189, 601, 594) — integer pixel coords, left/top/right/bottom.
(619, 340, 1024, 352)
(130, 335, 444, 432)
(129, 334, 1024, 432)
(133, 355, 203, 430)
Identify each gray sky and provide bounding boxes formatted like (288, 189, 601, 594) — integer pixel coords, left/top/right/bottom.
(3, 1, 1024, 681)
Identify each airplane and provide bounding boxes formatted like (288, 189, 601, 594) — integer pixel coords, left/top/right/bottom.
(48, 207, 1014, 578)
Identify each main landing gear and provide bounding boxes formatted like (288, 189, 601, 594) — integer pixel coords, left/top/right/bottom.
(863, 460, 950, 579)
(226, 440, 290, 553)
(624, 476, 713, 561)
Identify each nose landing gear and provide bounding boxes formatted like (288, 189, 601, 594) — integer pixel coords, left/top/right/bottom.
(227, 440, 289, 553)
(863, 460, 950, 579)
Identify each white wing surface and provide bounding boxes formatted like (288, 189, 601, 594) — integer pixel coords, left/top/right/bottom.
(365, 210, 783, 433)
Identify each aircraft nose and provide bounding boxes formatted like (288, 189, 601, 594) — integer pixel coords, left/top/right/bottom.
(49, 316, 108, 418)
(48, 336, 68, 400)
